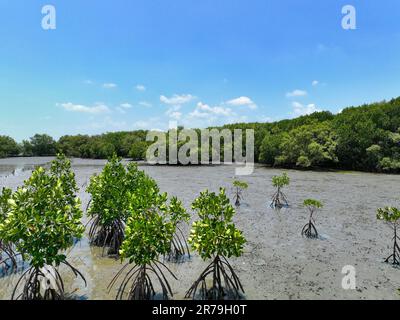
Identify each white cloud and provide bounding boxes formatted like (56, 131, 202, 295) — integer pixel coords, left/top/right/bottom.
(58, 102, 111, 114)
(84, 80, 94, 85)
(120, 103, 133, 109)
(292, 102, 321, 116)
(116, 105, 131, 114)
(189, 102, 235, 119)
(136, 84, 146, 91)
(103, 83, 117, 89)
(139, 101, 152, 108)
(286, 89, 307, 98)
(160, 94, 195, 106)
(166, 104, 183, 119)
(169, 111, 182, 120)
(312, 80, 319, 86)
(226, 96, 257, 110)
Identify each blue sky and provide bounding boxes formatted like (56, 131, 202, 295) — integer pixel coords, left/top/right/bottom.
(1, 0, 400, 141)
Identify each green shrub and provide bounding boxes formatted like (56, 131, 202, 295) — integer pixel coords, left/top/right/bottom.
(186, 188, 246, 300)
(86, 155, 149, 256)
(232, 180, 249, 207)
(0, 154, 85, 300)
(109, 185, 187, 300)
(270, 173, 290, 209)
(301, 199, 323, 239)
(0, 187, 17, 271)
(377, 207, 400, 265)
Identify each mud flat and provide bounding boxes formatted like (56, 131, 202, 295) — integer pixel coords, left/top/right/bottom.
(0, 157, 399, 300)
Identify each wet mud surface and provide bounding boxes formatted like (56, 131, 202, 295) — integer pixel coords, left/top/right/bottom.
(0, 157, 399, 300)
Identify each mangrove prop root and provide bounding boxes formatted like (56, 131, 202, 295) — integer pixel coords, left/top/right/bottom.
(0, 241, 18, 273)
(185, 255, 244, 300)
(165, 225, 191, 262)
(270, 188, 289, 209)
(109, 261, 177, 300)
(384, 228, 400, 266)
(11, 261, 86, 300)
(234, 188, 243, 207)
(301, 220, 319, 239)
(88, 216, 125, 256)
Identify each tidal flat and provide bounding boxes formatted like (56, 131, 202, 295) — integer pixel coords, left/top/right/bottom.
(0, 157, 399, 300)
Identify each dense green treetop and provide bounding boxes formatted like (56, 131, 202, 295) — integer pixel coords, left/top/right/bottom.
(2, 97, 400, 173)
(303, 199, 324, 210)
(377, 207, 400, 223)
(0, 155, 84, 268)
(189, 188, 246, 260)
(120, 182, 188, 266)
(272, 173, 290, 188)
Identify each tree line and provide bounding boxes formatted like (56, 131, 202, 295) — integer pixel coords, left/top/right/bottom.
(1, 97, 400, 173)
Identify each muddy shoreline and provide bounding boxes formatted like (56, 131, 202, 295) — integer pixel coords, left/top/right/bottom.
(0, 157, 399, 300)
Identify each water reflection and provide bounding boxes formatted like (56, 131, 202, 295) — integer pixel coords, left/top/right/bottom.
(0, 164, 49, 178)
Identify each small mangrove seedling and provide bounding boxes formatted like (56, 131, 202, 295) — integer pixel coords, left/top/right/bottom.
(232, 180, 249, 207)
(0, 188, 17, 272)
(87, 155, 145, 256)
(301, 199, 323, 239)
(186, 188, 246, 300)
(377, 206, 400, 266)
(165, 197, 191, 262)
(109, 181, 178, 300)
(270, 173, 290, 209)
(0, 155, 86, 300)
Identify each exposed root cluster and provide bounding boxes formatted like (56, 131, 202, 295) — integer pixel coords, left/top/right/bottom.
(165, 226, 190, 263)
(109, 261, 177, 300)
(0, 241, 18, 274)
(384, 227, 400, 266)
(185, 255, 244, 300)
(12, 261, 86, 300)
(88, 216, 125, 256)
(301, 220, 319, 239)
(270, 188, 289, 209)
(234, 189, 243, 207)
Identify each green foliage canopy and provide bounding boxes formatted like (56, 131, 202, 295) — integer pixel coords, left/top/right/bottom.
(0, 155, 84, 268)
(233, 180, 249, 190)
(189, 188, 246, 260)
(303, 199, 324, 210)
(377, 207, 400, 223)
(0, 136, 20, 158)
(86, 155, 148, 226)
(3, 97, 400, 173)
(120, 189, 188, 266)
(272, 173, 290, 188)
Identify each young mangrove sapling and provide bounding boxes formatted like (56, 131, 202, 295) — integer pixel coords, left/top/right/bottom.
(301, 199, 323, 239)
(0, 187, 17, 272)
(186, 188, 246, 300)
(109, 176, 179, 300)
(377, 206, 400, 266)
(232, 180, 249, 207)
(86, 155, 144, 256)
(270, 173, 290, 209)
(0, 154, 86, 300)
